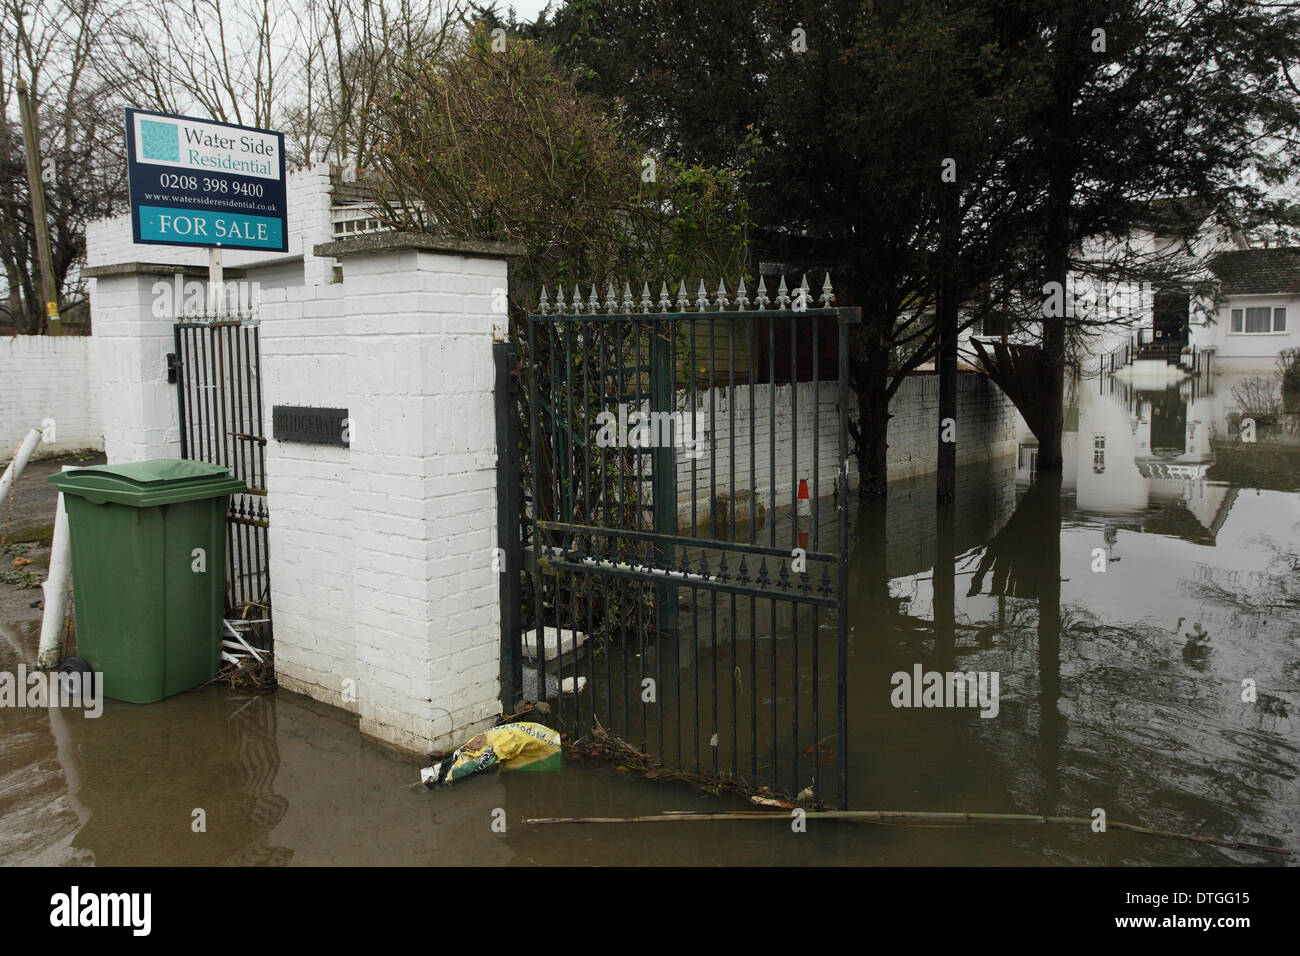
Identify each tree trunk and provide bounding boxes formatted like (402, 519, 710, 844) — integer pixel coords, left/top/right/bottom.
(1039, 218, 1068, 471)
(937, 182, 959, 502)
(851, 495, 891, 617)
(853, 328, 891, 501)
(1036, 18, 1082, 473)
(1032, 470, 1063, 812)
(933, 495, 956, 671)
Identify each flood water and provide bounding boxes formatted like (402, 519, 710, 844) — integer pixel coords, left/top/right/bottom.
(2, 373, 1296, 865)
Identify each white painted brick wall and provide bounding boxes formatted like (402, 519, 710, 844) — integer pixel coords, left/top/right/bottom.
(655, 371, 1016, 523)
(265, 246, 505, 756)
(260, 284, 356, 715)
(0, 336, 102, 459)
(82, 162, 348, 467)
(87, 272, 183, 463)
(883, 372, 1019, 480)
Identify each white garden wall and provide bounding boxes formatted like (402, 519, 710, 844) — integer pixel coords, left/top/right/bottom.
(82, 229, 518, 757)
(668, 370, 1016, 525)
(0, 335, 102, 459)
(84, 265, 192, 463)
(262, 237, 514, 755)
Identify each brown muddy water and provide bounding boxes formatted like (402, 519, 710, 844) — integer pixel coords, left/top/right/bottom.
(1, 377, 1296, 865)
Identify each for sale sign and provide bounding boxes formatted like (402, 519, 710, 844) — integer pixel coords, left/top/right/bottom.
(125, 108, 288, 253)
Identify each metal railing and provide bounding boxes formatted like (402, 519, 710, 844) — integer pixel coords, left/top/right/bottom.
(508, 275, 858, 808)
(172, 315, 271, 617)
(1098, 327, 1204, 375)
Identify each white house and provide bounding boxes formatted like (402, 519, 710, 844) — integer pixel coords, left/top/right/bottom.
(966, 201, 1248, 376)
(1190, 247, 1300, 374)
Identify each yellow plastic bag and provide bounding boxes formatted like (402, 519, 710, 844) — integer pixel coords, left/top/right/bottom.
(422, 722, 561, 786)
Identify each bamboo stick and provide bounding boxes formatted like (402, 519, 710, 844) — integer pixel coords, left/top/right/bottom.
(520, 809, 1290, 856)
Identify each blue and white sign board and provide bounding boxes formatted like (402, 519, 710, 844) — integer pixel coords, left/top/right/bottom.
(125, 108, 288, 253)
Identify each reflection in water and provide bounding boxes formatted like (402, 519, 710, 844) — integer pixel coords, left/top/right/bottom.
(1036, 474, 1064, 818)
(891, 373, 1299, 862)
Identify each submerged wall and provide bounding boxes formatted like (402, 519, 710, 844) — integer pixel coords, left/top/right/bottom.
(667, 370, 1016, 527)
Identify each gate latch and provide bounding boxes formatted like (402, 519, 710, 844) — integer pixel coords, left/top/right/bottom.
(166, 352, 180, 384)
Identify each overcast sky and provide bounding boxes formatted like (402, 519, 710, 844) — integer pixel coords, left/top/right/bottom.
(497, 0, 556, 23)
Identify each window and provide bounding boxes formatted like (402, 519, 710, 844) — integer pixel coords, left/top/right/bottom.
(1093, 436, 1106, 474)
(1245, 307, 1271, 333)
(1231, 306, 1287, 333)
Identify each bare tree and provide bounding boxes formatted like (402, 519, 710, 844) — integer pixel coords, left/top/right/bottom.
(0, 0, 468, 333)
(102, 0, 291, 129)
(1, 0, 127, 332)
(286, 0, 465, 167)
(101, 0, 466, 168)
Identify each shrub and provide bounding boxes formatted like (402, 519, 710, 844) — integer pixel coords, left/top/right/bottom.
(1231, 375, 1282, 423)
(1277, 347, 1300, 413)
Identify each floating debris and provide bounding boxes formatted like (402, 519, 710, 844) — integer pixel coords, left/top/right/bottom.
(521, 809, 1291, 857)
(420, 721, 562, 787)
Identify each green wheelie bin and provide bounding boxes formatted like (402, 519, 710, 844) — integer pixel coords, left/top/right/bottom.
(48, 460, 248, 703)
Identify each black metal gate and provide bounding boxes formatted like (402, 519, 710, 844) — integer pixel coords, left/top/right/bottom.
(506, 277, 858, 808)
(171, 315, 271, 616)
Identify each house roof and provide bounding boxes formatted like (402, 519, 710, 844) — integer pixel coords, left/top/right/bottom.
(329, 167, 381, 205)
(1209, 247, 1300, 296)
(1137, 196, 1216, 237)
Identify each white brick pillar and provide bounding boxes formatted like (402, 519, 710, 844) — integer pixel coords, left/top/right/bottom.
(259, 284, 357, 713)
(319, 234, 517, 754)
(84, 264, 202, 462)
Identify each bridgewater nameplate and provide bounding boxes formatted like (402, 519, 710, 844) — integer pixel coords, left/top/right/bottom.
(272, 406, 349, 446)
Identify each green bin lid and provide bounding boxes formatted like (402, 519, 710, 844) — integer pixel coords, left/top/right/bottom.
(48, 459, 248, 507)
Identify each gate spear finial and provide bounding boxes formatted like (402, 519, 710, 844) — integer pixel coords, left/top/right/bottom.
(736, 277, 750, 310)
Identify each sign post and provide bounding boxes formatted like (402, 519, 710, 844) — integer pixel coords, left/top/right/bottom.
(208, 249, 223, 313)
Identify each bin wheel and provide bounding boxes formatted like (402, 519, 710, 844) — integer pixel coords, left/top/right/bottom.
(57, 656, 91, 676)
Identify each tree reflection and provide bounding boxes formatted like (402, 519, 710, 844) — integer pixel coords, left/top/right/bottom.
(966, 472, 1064, 812)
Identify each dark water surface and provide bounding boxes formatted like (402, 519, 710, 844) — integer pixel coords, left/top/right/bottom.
(1, 376, 1295, 865)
